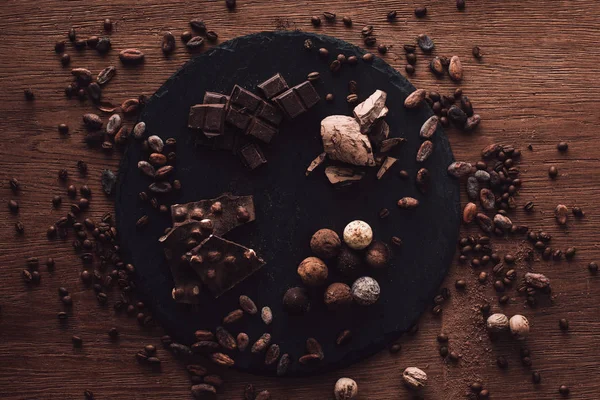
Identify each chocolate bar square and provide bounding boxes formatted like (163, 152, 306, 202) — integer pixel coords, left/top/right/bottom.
(203, 91, 230, 105)
(230, 85, 262, 112)
(240, 143, 267, 170)
(188, 104, 226, 136)
(257, 73, 289, 99)
(256, 101, 283, 126)
(294, 81, 320, 109)
(204, 104, 226, 134)
(273, 88, 307, 118)
(247, 118, 278, 143)
(226, 106, 252, 131)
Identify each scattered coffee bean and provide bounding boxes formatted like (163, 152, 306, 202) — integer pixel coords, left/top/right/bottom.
(559, 385, 570, 396)
(103, 18, 113, 31)
(565, 247, 576, 259)
(181, 31, 192, 43)
(457, 0, 466, 10)
(405, 65, 415, 74)
(8, 199, 19, 213)
(472, 45, 482, 58)
(387, 10, 397, 21)
(342, 16, 352, 26)
(414, 6, 427, 17)
(311, 16, 321, 26)
(548, 165, 558, 178)
(588, 262, 598, 273)
(557, 141, 568, 152)
(323, 12, 336, 21)
(162, 32, 176, 55)
(226, 0, 236, 9)
(559, 318, 569, 331)
(362, 52, 374, 62)
(72, 335, 83, 348)
(417, 34, 434, 52)
(119, 49, 145, 65)
(389, 343, 401, 353)
(186, 36, 205, 50)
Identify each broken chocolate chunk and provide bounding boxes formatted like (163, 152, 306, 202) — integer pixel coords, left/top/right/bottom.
(369, 119, 390, 150)
(169, 193, 256, 234)
(376, 156, 397, 179)
(306, 152, 327, 176)
(240, 143, 267, 170)
(353, 89, 388, 133)
(203, 91, 230, 105)
(226, 106, 253, 131)
(257, 73, 289, 99)
(188, 104, 226, 137)
(379, 137, 406, 153)
(188, 235, 266, 298)
(195, 128, 239, 152)
(255, 101, 283, 126)
(293, 81, 320, 109)
(321, 115, 375, 166)
(325, 166, 365, 187)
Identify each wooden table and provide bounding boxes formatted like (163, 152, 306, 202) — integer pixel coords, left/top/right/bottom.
(1, 0, 599, 398)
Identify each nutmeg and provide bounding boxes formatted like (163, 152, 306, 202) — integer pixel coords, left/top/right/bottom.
(334, 377, 358, 400)
(351, 276, 380, 306)
(310, 228, 342, 259)
(486, 313, 509, 333)
(297, 257, 328, 286)
(343, 220, 373, 250)
(402, 367, 427, 390)
(282, 287, 311, 314)
(336, 246, 363, 277)
(509, 314, 530, 340)
(364, 241, 390, 268)
(324, 283, 353, 310)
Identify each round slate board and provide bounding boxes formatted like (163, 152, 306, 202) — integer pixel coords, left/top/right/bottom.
(116, 31, 460, 376)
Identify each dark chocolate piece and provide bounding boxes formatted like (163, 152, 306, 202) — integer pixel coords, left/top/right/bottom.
(273, 81, 320, 119)
(188, 235, 266, 298)
(247, 118, 278, 143)
(256, 101, 283, 126)
(293, 81, 320, 109)
(257, 73, 289, 99)
(188, 104, 226, 137)
(230, 85, 263, 112)
(239, 143, 267, 170)
(203, 91, 230, 105)
(273, 88, 306, 118)
(169, 193, 256, 234)
(195, 128, 239, 152)
(226, 106, 253, 130)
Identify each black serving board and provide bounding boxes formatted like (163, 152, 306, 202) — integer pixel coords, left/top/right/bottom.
(116, 31, 460, 376)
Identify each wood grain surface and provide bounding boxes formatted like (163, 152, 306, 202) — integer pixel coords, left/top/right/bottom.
(1, 0, 599, 399)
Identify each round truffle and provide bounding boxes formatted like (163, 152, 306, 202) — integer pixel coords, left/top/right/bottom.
(343, 220, 373, 250)
(282, 286, 311, 314)
(297, 256, 328, 286)
(324, 282, 353, 310)
(336, 246, 363, 277)
(365, 241, 391, 268)
(310, 228, 342, 259)
(509, 314, 530, 340)
(351, 276, 380, 306)
(334, 377, 358, 400)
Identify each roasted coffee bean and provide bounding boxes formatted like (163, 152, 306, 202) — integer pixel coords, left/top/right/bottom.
(95, 37, 111, 53)
(330, 59, 341, 72)
(190, 19, 207, 33)
(103, 18, 113, 31)
(72, 335, 83, 348)
(430, 57, 444, 76)
(342, 16, 352, 26)
(565, 247, 576, 259)
(414, 6, 427, 17)
(588, 262, 598, 273)
(448, 105, 467, 125)
(206, 31, 218, 42)
(311, 16, 321, 26)
(377, 44, 388, 54)
(548, 165, 558, 178)
(161, 32, 176, 54)
(181, 31, 192, 43)
(405, 65, 415, 74)
(532, 371, 541, 384)
(323, 11, 336, 21)
(186, 36, 204, 50)
(457, 0, 466, 10)
(363, 36, 377, 46)
(362, 52, 374, 62)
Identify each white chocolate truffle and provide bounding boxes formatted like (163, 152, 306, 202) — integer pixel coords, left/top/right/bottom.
(343, 220, 373, 250)
(351, 276, 380, 306)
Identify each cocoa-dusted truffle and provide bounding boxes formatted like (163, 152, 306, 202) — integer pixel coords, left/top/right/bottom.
(297, 256, 328, 286)
(324, 282, 353, 310)
(283, 287, 311, 314)
(310, 228, 342, 259)
(365, 241, 391, 268)
(336, 246, 363, 277)
(351, 276, 380, 306)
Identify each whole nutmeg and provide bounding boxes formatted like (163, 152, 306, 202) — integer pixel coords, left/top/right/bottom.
(324, 283, 353, 310)
(336, 246, 363, 277)
(310, 229, 342, 259)
(486, 313, 509, 333)
(343, 220, 373, 250)
(334, 377, 358, 400)
(297, 257, 328, 286)
(402, 367, 427, 390)
(351, 276, 380, 306)
(282, 287, 311, 314)
(509, 314, 530, 340)
(365, 241, 391, 268)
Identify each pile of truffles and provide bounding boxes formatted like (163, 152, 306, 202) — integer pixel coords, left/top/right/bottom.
(307, 90, 406, 185)
(283, 220, 390, 313)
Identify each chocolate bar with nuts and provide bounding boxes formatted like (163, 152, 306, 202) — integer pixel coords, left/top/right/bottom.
(188, 235, 266, 298)
(169, 193, 256, 234)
